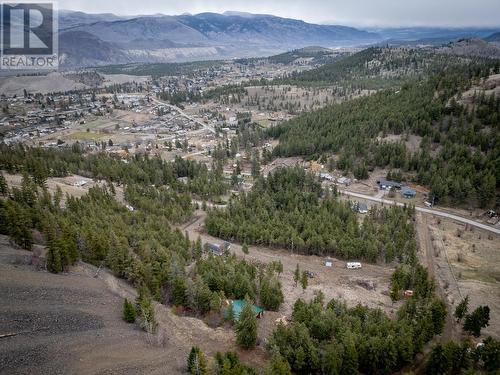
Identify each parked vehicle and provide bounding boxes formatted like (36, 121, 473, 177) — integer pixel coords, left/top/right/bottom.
(346, 262, 362, 269)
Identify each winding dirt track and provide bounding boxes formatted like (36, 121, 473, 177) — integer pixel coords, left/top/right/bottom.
(416, 214, 460, 343)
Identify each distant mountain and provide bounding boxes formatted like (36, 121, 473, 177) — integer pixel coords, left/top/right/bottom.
(366, 27, 499, 42)
(58, 10, 129, 29)
(173, 12, 378, 46)
(58, 10, 381, 67)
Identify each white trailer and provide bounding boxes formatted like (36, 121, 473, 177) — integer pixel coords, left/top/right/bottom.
(346, 262, 362, 269)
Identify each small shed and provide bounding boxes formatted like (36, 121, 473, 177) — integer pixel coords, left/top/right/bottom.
(204, 241, 231, 256)
(404, 290, 414, 298)
(227, 300, 264, 321)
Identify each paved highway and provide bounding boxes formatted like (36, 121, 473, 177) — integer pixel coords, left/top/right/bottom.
(341, 190, 500, 235)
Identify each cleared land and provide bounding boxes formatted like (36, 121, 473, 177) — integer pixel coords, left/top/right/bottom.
(0, 72, 149, 97)
(428, 218, 500, 339)
(0, 235, 270, 374)
(181, 211, 397, 320)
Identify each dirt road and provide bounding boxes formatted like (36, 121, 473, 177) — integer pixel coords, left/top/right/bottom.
(181, 210, 397, 318)
(415, 214, 460, 342)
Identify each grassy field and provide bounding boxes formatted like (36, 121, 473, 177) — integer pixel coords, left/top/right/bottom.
(70, 131, 108, 141)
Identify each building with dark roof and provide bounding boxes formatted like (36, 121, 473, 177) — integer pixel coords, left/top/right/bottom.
(377, 180, 402, 190)
(401, 186, 417, 198)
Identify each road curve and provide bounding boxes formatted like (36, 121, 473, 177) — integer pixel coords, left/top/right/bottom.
(342, 190, 500, 235)
(151, 97, 216, 134)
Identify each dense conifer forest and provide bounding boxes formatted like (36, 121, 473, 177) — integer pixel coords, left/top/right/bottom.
(206, 167, 417, 263)
(268, 56, 499, 207)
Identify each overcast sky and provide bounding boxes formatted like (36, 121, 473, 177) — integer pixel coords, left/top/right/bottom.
(58, 0, 500, 28)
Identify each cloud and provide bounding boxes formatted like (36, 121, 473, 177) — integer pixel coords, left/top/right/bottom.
(57, 0, 500, 27)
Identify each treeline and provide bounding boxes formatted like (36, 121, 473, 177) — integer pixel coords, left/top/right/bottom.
(187, 348, 259, 375)
(201, 85, 248, 104)
(206, 167, 417, 263)
(268, 58, 500, 207)
(158, 89, 201, 106)
(270, 276, 447, 375)
(424, 294, 498, 374)
(268, 48, 340, 65)
(0, 173, 284, 323)
(277, 46, 499, 89)
(158, 84, 248, 106)
(96, 60, 224, 78)
(280, 47, 388, 87)
(0, 144, 227, 199)
(426, 338, 499, 374)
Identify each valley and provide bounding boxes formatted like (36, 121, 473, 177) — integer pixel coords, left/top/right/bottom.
(0, 7, 499, 374)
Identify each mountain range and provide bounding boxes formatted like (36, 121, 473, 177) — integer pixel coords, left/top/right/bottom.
(57, 10, 500, 68)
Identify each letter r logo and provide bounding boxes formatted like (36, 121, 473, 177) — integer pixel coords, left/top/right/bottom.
(1, 2, 54, 55)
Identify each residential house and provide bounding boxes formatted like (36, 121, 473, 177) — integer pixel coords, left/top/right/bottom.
(401, 186, 417, 198)
(377, 179, 402, 190)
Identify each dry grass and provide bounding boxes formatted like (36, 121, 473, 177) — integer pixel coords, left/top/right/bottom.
(430, 219, 500, 338)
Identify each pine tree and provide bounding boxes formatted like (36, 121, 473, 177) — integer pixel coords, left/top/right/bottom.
(454, 295, 469, 322)
(0, 172, 7, 195)
(294, 264, 300, 287)
(341, 334, 358, 375)
(46, 244, 62, 273)
(267, 352, 292, 375)
(480, 336, 500, 372)
(135, 284, 157, 333)
(260, 277, 284, 311)
(187, 346, 207, 375)
(172, 276, 188, 306)
(193, 237, 203, 260)
(430, 299, 447, 335)
(123, 298, 136, 323)
(226, 302, 235, 322)
(251, 151, 260, 179)
(464, 305, 490, 337)
(301, 271, 308, 291)
(426, 344, 450, 375)
(236, 298, 257, 349)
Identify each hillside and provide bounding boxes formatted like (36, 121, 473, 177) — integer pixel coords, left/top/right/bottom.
(59, 31, 133, 67)
(268, 52, 499, 207)
(0, 236, 185, 374)
(57, 11, 380, 67)
(485, 31, 500, 43)
(438, 38, 500, 58)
